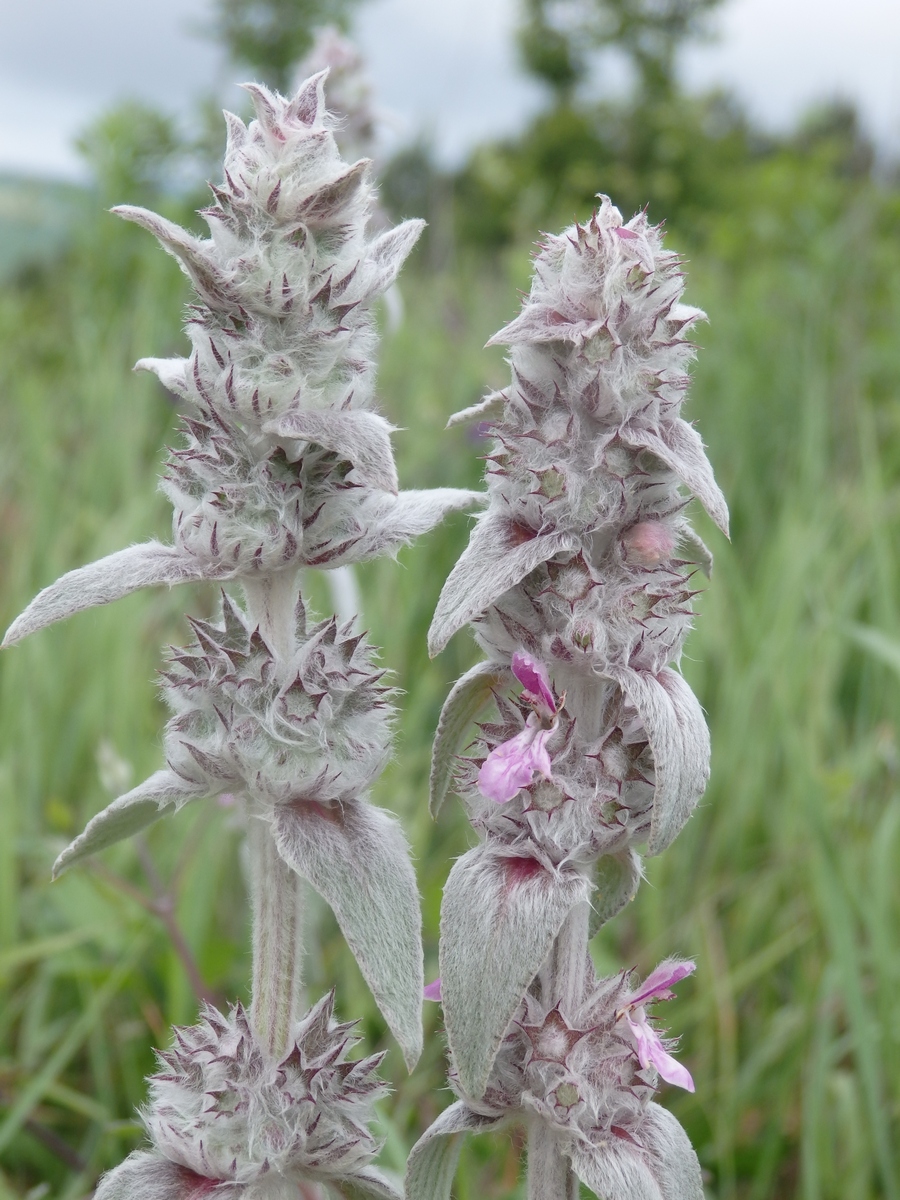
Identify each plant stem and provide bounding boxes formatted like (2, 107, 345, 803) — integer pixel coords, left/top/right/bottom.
(248, 814, 305, 1060)
(528, 900, 590, 1199)
(527, 1117, 579, 1200)
(242, 568, 307, 1060)
(242, 569, 303, 672)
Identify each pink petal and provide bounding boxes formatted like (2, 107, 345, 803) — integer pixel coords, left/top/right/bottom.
(511, 651, 556, 713)
(629, 959, 695, 1007)
(627, 1013, 694, 1092)
(648, 1042, 695, 1092)
(478, 725, 553, 803)
(627, 1012, 655, 1070)
(423, 978, 442, 1002)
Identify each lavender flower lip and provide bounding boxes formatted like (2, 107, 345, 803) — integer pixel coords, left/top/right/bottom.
(478, 650, 560, 803)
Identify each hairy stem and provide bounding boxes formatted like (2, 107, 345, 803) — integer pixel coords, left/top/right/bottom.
(527, 1117, 578, 1200)
(248, 815, 305, 1059)
(242, 569, 303, 671)
(553, 899, 590, 1009)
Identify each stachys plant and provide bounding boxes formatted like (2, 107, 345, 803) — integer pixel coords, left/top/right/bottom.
(410, 196, 727, 1198)
(4, 72, 479, 1198)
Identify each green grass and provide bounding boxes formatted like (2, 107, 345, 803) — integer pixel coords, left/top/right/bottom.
(1, 162, 900, 1197)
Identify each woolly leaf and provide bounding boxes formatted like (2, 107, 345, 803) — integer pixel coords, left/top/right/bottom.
(93, 1153, 210, 1200)
(273, 798, 423, 1069)
(446, 390, 506, 429)
(363, 219, 426, 297)
(315, 488, 484, 569)
(568, 1139, 663, 1200)
(589, 848, 642, 937)
(641, 1103, 705, 1200)
(440, 845, 591, 1098)
(337, 1166, 405, 1200)
(611, 667, 710, 856)
(405, 1102, 504, 1200)
(430, 660, 508, 817)
(3, 542, 203, 646)
(242, 80, 289, 135)
(486, 302, 595, 347)
(294, 159, 370, 223)
(620, 418, 729, 535)
(677, 522, 714, 576)
(428, 517, 575, 656)
(134, 356, 189, 399)
(267, 409, 398, 494)
(283, 70, 327, 126)
(52, 771, 204, 879)
(113, 206, 237, 312)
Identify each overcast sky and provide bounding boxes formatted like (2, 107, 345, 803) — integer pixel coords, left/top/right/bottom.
(0, 0, 898, 179)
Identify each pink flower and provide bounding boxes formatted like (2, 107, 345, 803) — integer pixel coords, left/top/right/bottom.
(478, 652, 559, 804)
(423, 978, 442, 1002)
(617, 959, 695, 1091)
(510, 651, 556, 713)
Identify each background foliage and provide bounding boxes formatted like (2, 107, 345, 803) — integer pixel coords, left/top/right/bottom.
(1, 1, 900, 1196)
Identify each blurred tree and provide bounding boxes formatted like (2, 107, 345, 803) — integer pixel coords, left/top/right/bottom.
(793, 98, 875, 179)
(517, 0, 588, 103)
(447, 0, 756, 248)
(208, 0, 369, 92)
(76, 102, 184, 204)
(517, 0, 724, 102)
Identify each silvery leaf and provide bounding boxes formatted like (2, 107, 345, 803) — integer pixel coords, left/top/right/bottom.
(94, 1152, 234, 1200)
(589, 848, 642, 937)
(3, 542, 202, 646)
(333, 1166, 404, 1200)
(430, 660, 508, 817)
(113, 206, 238, 312)
(619, 418, 729, 535)
(405, 1101, 505, 1200)
(134, 356, 189, 399)
(568, 1139, 663, 1200)
(267, 409, 398, 494)
(319, 488, 484, 569)
(273, 798, 423, 1069)
(641, 1103, 705, 1200)
(429, 517, 575, 656)
(440, 845, 592, 1098)
(610, 667, 710, 856)
(446, 390, 506, 429)
(52, 770, 205, 879)
(486, 302, 594, 347)
(676, 521, 714, 577)
(360, 219, 426, 298)
(292, 158, 371, 223)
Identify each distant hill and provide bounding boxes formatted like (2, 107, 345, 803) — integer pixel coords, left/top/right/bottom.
(0, 173, 90, 279)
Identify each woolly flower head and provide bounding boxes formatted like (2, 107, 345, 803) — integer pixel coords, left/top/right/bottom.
(95, 995, 397, 1198)
(459, 960, 693, 1137)
(163, 592, 393, 805)
(431, 194, 727, 667)
(460, 671, 655, 865)
(408, 961, 702, 1200)
(125, 73, 419, 423)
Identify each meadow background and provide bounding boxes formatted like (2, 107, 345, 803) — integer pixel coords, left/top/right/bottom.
(2, 1, 900, 1196)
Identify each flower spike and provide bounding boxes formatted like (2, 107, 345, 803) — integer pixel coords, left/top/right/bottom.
(420, 195, 721, 1196)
